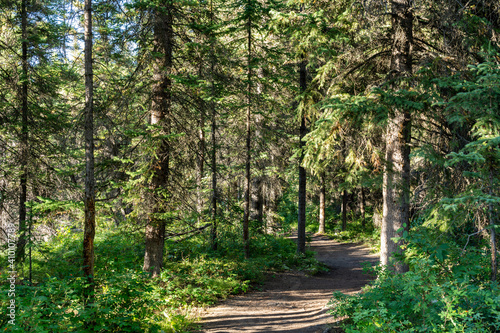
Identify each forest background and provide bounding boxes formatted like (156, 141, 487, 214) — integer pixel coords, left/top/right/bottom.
(0, 0, 499, 332)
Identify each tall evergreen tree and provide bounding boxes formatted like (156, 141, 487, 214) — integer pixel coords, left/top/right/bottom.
(297, 58, 307, 254)
(209, 0, 218, 250)
(242, 0, 254, 258)
(15, 0, 29, 263)
(380, 0, 413, 273)
(83, 0, 96, 299)
(142, 0, 174, 278)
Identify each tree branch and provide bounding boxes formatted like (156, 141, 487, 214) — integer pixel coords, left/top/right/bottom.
(343, 50, 391, 78)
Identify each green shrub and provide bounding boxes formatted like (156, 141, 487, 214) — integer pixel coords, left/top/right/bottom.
(1, 226, 325, 332)
(0, 272, 156, 332)
(329, 252, 500, 332)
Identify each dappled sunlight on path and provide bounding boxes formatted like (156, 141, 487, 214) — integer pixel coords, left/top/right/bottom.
(199, 234, 379, 332)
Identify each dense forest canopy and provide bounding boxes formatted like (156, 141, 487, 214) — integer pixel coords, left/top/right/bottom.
(0, 0, 499, 331)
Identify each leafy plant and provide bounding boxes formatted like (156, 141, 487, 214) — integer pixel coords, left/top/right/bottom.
(330, 256, 500, 332)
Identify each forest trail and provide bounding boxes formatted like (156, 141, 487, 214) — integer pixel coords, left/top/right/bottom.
(198, 234, 379, 332)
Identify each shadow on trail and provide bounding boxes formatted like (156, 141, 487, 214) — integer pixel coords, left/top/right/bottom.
(201, 308, 335, 332)
(200, 233, 379, 333)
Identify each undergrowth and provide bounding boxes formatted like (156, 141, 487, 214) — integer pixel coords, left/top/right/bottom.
(330, 260, 500, 332)
(0, 227, 322, 332)
(329, 226, 500, 332)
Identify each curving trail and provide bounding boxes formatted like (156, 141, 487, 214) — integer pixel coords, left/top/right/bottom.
(198, 234, 379, 333)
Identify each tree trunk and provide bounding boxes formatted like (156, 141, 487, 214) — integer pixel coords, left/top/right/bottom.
(197, 66, 205, 226)
(297, 59, 307, 254)
(318, 173, 326, 234)
(360, 187, 366, 229)
(197, 127, 204, 226)
(381, 0, 412, 273)
(211, 99, 217, 250)
(250, 177, 263, 231)
(83, 0, 96, 306)
(143, 2, 173, 278)
(489, 168, 497, 281)
(243, 1, 252, 258)
(341, 189, 347, 231)
(210, 0, 218, 251)
(250, 67, 264, 232)
(16, 0, 28, 263)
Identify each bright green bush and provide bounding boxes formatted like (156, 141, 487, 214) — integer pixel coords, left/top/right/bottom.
(0, 230, 162, 332)
(329, 226, 500, 333)
(330, 261, 500, 333)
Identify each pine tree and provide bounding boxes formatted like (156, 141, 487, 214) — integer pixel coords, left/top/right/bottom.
(15, 0, 29, 263)
(380, 0, 413, 273)
(143, 0, 174, 278)
(83, 0, 96, 300)
(297, 58, 307, 254)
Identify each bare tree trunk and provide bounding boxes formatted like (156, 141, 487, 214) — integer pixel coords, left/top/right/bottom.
(16, 0, 28, 263)
(83, 0, 96, 307)
(341, 189, 347, 231)
(210, 100, 217, 250)
(360, 187, 366, 229)
(197, 129, 204, 226)
(250, 178, 263, 231)
(381, 0, 412, 273)
(210, 0, 218, 251)
(297, 59, 307, 254)
(250, 68, 264, 232)
(489, 168, 497, 281)
(243, 1, 252, 258)
(318, 173, 326, 234)
(197, 66, 205, 226)
(143, 2, 173, 278)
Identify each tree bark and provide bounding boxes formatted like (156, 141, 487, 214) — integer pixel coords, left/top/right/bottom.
(210, 98, 217, 250)
(250, 177, 263, 231)
(297, 59, 307, 254)
(210, 0, 218, 251)
(360, 187, 366, 229)
(197, 66, 205, 226)
(16, 0, 28, 263)
(318, 173, 326, 234)
(243, 1, 252, 258)
(489, 168, 497, 281)
(250, 68, 264, 232)
(341, 189, 348, 231)
(83, 0, 96, 305)
(381, 0, 412, 273)
(143, 2, 173, 278)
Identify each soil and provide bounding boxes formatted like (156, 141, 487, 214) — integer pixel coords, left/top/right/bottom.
(198, 233, 379, 333)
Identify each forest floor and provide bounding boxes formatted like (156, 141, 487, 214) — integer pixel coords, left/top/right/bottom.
(197, 233, 379, 332)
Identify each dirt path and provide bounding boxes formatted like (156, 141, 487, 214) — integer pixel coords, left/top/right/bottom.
(198, 234, 379, 332)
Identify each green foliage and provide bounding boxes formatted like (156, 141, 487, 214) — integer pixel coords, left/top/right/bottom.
(0, 231, 157, 332)
(276, 185, 299, 232)
(425, 58, 500, 272)
(330, 260, 500, 333)
(329, 211, 500, 332)
(0, 226, 324, 332)
(2, 0, 499, 331)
